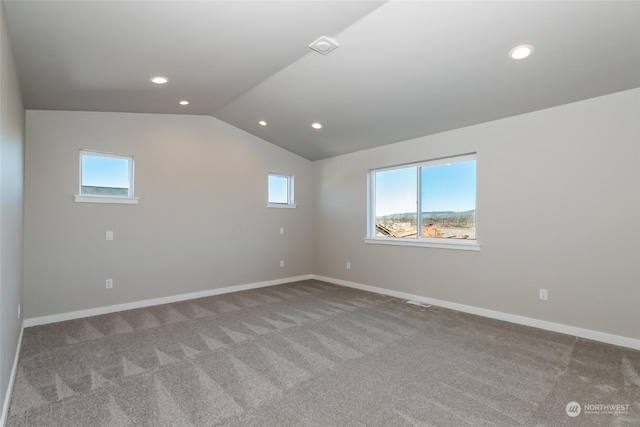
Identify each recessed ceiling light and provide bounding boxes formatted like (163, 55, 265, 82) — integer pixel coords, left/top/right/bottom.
(509, 45, 534, 60)
(258, 120, 267, 126)
(179, 100, 189, 106)
(150, 76, 169, 84)
(311, 122, 323, 130)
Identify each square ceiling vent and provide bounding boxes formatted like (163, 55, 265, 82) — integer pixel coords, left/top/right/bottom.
(309, 36, 339, 55)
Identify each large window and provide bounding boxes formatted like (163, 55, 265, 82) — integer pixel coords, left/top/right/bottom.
(367, 154, 478, 250)
(268, 173, 295, 208)
(75, 150, 138, 204)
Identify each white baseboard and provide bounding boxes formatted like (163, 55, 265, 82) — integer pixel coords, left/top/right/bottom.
(312, 275, 640, 351)
(1, 323, 24, 427)
(22, 272, 640, 351)
(24, 275, 313, 327)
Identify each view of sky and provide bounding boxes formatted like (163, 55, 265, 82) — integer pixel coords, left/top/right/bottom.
(375, 160, 476, 216)
(268, 175, 289, 203)
(81, 154, 130, 188)
(82, 153, 474, 211)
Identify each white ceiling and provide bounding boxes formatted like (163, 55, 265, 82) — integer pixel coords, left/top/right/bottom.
(4, 1, 640, 160)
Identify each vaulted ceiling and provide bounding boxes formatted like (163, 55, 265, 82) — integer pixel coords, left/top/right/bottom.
(4, 1, 640, 160)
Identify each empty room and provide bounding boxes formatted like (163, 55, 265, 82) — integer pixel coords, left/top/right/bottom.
(1, 1, 639, 426)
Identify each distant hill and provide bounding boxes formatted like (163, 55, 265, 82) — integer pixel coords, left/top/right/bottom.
(81, 186, 128, 196)
(381, 210, 475, 218)
(423, 210, 475, 216)
(378, 210, 475, 230)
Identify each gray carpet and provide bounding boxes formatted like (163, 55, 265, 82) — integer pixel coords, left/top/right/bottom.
(6, 280, 640, 426)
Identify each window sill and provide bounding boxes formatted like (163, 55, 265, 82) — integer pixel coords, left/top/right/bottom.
(364, 237, 480, 251)
(75, 195, 139, 205)
(267, 203, 297, 209)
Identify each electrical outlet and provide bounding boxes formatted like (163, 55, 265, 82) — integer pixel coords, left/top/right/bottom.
(539, 288, 548, 301)
(279, 227, 284, 235)
(346, 262, 351, 270)
(280, 260, 284, 268)
(106, 231, 114, 241)
(106, 279, 113, 289)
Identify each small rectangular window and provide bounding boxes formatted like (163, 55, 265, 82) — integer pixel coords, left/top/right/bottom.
(75, 150, 138, 204)
(268, 173, 295, 208)
(367, 154, 478, 250)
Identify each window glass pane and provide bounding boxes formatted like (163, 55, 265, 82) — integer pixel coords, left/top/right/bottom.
(420, 159, 476, 239)
(375, 167, 417, 239)
(268, 174, 289, 204)
(81, 153, 131, 196)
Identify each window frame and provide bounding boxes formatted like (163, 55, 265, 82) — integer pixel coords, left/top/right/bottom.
(267, 173, 296, 208)
(74, 149, 139, 204)
(365, 153, 479, 251)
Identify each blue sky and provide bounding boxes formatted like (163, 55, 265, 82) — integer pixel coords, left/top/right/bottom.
(81, 153, 474, 211)
(82, 154, 130, 188)
(268, 175, 289, 203)
(375, 160, 476, 216)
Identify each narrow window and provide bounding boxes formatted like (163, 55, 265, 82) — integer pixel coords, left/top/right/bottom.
(75, 150, 138, 204)
(268, 173, 295, 208)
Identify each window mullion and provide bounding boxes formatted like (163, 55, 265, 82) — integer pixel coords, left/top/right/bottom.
(289, 176, 294, 204)
(369, 171, 376, 237)
(128, 157, 134, 197)
(416, 167, 422, 239)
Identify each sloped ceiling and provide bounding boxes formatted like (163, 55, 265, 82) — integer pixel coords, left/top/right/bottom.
(4, 1, 640, 160)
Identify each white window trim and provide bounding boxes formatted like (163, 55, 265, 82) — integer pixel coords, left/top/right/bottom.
(267, 173, 296, 208)
(74, 194, 139, 204)
(76, 149, 138, 204)
(367, 153, 479, 251)
(364, 237, 480, 251)
(267, 202, 297, 209)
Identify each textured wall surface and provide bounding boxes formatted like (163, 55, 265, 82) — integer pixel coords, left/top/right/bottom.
(313, 89, 640, 340)
(0, 0, 25, 418)
(24, 111, 313, 318)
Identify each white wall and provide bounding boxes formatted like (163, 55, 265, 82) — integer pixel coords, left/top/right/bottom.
(24, 111, 313, 319)
(0, 0, 25, 419)
(17, 78, 640, 345)
(313, 88, 640, 340)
